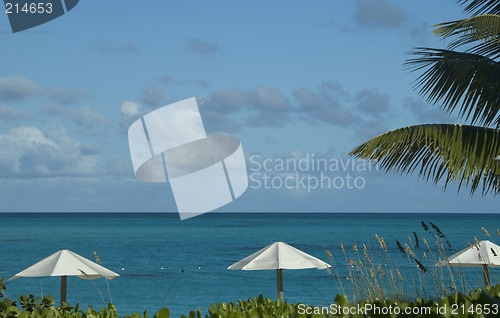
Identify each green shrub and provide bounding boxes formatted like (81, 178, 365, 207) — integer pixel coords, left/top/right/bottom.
(2, 276, 500, 317)
(189, 287, 500, 318)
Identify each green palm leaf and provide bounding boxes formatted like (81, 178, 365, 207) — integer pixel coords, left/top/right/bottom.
(458, 0, 500, 15)
(434, 14, 500, 54)
(349, 1, 500, 196)
(405, 48, 500, 128)
(435, 14, 500, 42)
(349, 124, 500, 195)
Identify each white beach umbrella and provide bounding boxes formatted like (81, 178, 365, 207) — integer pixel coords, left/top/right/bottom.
(227, 242, 330, 300)
(436, 240, 500, 288)
(9, 249, 119, 303)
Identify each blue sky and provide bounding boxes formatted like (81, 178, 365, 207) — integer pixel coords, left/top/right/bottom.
(0, 0, 497, 213)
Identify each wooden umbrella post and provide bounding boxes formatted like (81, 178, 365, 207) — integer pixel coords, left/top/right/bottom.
(61, 276, 67, 304)
(276, 268, 283, 301)
(482, 264, 491, 288)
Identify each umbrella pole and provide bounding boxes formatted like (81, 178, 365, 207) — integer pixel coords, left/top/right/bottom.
(276, 269, 283, 301)
(482, 264, 491, 289)
(61, 276, 67, 304)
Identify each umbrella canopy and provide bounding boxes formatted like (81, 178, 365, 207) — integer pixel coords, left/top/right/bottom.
(9, 250, 119, 303)
(436, 240, 500, 287)
(228, 242, 330, 300)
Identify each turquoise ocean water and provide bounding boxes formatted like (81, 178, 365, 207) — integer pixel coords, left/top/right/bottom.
(0, 213, 499, 317)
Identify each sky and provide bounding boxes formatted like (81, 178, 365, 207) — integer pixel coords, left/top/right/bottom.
(0, 0, 498, 214)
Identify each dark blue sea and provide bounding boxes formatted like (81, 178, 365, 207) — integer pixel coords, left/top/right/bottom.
(0, 213, 499, 317)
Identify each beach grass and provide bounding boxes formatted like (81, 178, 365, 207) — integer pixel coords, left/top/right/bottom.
(325, 222, 500, 304)
(1, 283, 500, 317)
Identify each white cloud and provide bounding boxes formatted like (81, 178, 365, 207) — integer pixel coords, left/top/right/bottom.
(404, 97, 456, 124)
(201, 85, 292, 127)
(139, 86, 165, 107)
(120, 100, 142, 119)
(354, 0, 406, 29)
(119, 100, 143, 134)
(0, 76, 41, 102)
(250, 86, 289, 111)
(70, 106, 109, 128)
(293, 81, 359, 126)
(0, 125, 101, 178)
(355, 88, 391, 118)
(0, 76, 90, 107)
(43, 105, 109, 130)
(204, 87, 247, 113)
(95, 42, 139, 54)
(49, 88, 89, 105)
(0, 104, 28, 121)
(185, 38, 222, 55)
(156, 73, 209, 88)
(201, 82, 392, 131)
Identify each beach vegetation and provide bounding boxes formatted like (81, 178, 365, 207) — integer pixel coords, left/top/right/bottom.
(326, 222, 500, 304)
(0, 276, 499, 317)
(0, 280, 168, 318)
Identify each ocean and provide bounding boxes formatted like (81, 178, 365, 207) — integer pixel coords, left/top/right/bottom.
(0, 212, 498, 317)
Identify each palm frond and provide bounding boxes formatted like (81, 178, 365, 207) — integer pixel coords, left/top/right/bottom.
(350, 124, 500, 195)
(405, 48, 500, 128)
(458, 0, 500, 15)
(434, 14, 500, 52)
(464, 38, 500, 59)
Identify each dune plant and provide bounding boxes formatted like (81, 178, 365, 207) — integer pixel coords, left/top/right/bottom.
(326, 222, 500, 305)
(188, 289, 500, 318)
(0, 279, 5, 298)
(1, 281, 500, 317)
(328, 237, 412, 303)
(93, 250, 114, 305)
